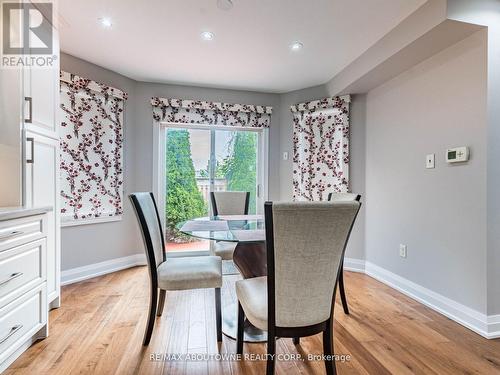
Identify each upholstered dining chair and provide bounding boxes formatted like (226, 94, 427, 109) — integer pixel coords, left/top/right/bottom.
(235, 201, 361, 375)
(210, 191, 250, 261)
(130, 192, 223, 346)
(327, 192, 361, 315)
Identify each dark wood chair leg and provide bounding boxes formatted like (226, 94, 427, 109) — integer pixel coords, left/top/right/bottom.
(143, 286, 158, 346)
(215, 288, 222, 342)
(293, 337, 300, 345)
(323, 319, 336, 375)
(157, 289, 166, 317)
(236, 301, 245, 354)
(338, 262, 349, 315)
(266, 333, 276, 375)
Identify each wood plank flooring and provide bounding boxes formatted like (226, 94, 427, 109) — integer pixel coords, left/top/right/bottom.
(5, 266, 500, 374)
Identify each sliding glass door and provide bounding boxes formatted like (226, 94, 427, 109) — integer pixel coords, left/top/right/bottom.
(164, 125, 265, 253)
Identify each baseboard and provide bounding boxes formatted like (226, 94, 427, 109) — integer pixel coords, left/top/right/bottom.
(343, 257, 366, 273)
(351, 259, 499, 339)
(61, 254, 146, 286)
(487, 314, 500, 339)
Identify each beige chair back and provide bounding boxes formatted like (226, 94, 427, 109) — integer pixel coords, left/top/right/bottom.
(265, 201, 360, 328)
(130, 192, 166, 269)
(211, 191, 250, 216)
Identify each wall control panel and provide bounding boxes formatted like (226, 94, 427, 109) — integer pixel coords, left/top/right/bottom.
(446, 146, 469, 163)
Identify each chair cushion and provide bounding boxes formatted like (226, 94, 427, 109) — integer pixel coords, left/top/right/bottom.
(214, 241, 237, 260)
(157, 256, 222, 291)
(235, 276, 268, 331)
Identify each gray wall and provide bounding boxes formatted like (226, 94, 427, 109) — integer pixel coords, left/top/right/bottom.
(278, 86, 366, 260)
(133, 82, 281, 198)
(60, 53, 281, 271)
(364, 30, 488, 312)
(448, 0, 500, 318)
(60, 53, 142, 270)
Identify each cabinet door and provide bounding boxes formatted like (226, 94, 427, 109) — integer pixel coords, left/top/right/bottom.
(23, 4, 60, 140)
(0, 67, 23, 206)
(25, 133, 60, 305)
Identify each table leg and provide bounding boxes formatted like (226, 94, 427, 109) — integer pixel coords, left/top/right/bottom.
(223, 241, 268, 342)
(232, 241, 267, 279)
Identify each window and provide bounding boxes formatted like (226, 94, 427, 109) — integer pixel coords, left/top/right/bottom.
(156, 123, 267, 255)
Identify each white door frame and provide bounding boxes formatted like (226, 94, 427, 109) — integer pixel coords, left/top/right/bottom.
(152, 122, 269, 257)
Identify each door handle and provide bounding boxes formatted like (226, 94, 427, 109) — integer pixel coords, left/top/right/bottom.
(25, 97, 32, 123)
(0, 272, 23, 287)
(26, 137, 34, 164)
(0, 324, 23, 345)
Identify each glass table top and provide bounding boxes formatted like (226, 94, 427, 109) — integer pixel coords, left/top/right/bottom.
(177, 215, 265, 242)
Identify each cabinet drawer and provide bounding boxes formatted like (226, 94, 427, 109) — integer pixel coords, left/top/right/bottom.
(0, 284, 47, 364)
(0, 215, 46, 252)
(0, 239, 46, 308)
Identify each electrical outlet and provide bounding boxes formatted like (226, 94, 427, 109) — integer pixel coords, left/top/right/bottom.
(399, 244, 407, 258)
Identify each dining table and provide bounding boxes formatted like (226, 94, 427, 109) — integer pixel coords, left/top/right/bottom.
(177, 214, 268, 342)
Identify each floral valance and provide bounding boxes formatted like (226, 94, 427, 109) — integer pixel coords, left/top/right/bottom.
(290, 95, 350, 114)
(291, 95, 350, 201)
(151, 97, 272, 128)
(59, 71, 127, 225)
(60, 71, 128, 100)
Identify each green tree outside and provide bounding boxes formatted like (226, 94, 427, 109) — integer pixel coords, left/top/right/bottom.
(223, 132, 257, 214)
(165, 129, 207, 241)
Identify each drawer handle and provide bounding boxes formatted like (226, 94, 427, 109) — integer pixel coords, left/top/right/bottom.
(25, 97, 32, 123)
(0, 230, 23, 240)
(0, 324, 23, 345)
(0, 272, 23, 287)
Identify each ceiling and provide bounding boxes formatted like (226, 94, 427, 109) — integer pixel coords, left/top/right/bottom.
(59, 0, 426, 93)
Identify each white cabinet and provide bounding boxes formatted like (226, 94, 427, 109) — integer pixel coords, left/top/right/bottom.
(21, 2, 61, 308)
(0, 210, 49, 373)
(23, 32, 60, 139)
(0, 52, 23, 207)
(24, 134, 60, 306)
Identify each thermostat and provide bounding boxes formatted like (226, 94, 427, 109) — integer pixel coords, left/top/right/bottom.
(446, 146, 469, 163)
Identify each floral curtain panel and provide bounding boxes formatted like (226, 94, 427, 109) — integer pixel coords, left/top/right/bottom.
(59, 71, 128, 224)
(151, 97, 272, 128)
(291, 95, 350, 201)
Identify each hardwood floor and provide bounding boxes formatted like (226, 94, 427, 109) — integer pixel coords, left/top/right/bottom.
(6, 266, 500, 375)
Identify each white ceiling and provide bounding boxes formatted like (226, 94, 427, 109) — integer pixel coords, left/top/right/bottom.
(59, 0, 425, 93)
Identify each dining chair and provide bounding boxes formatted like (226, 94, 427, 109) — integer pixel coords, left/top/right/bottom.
(235, 200, 361, 375)
(210, 191, 250, 261)
(327, 192, 361, 315)
(130, 192, 223, 346)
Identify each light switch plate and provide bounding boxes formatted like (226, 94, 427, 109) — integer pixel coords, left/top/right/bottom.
(283, 151, 289, 161)
(426, 154, 435, 169)
(399, 244, 407, 258)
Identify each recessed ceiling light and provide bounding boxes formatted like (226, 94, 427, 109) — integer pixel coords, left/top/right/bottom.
(99, 17, 112, 28)
(290, 41, 303, 51)
(201, 31, 215, 41)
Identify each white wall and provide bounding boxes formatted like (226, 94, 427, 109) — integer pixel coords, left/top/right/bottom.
(364, 30, 488, 312)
